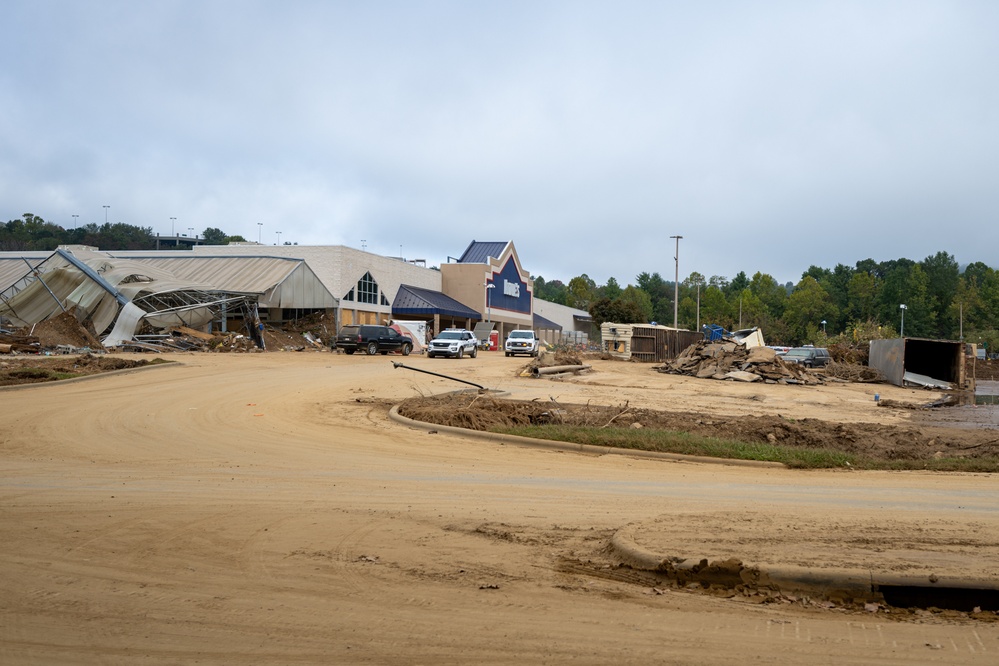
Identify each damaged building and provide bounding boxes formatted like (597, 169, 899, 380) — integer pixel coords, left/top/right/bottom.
(0, 246, 336, 347)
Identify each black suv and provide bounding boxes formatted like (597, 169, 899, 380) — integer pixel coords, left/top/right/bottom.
(335, 325, 413, 356)
(782, 347, 831, 368)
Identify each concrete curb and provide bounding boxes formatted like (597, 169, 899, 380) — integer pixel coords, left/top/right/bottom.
(388, 404, 785, 468)
(610, 520, 999, 605)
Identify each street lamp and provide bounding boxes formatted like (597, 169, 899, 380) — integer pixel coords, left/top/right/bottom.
(485, 283, 495, 323)
(103, 205, 110, 224)
(899, 304, 907, 338)
(670, 235, 682, 328)
(276, 231, 282, 245)
(257, 222, 263, 244)
(170, 217, 177, 236)
(72, 214, 79, 228)
(821, 319, 827, 334)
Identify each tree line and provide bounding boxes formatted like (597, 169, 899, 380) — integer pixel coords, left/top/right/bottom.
(535, 252, 999, 351)
(0, 213, 245, 252)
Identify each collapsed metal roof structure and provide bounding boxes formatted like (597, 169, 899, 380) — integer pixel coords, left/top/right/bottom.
(0, 247, 264, 345)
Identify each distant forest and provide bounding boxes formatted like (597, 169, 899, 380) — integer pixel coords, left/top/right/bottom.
(3, 213, 997, 349)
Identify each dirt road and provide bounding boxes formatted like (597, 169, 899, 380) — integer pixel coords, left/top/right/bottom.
(1, 351, 997, 664)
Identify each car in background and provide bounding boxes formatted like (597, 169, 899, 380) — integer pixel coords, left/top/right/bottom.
(427, 328, 478, 359)
(767, 345, 791, 356)
(335, 324, 412, 356)
(504, 330, 539, 357)
(782, 347, 831, 368)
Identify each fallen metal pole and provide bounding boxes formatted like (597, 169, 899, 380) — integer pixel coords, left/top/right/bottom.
(532, 364, 591, 377)
(392, 361, 485, 389)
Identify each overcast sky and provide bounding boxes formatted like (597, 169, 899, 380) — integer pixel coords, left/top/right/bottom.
(3, 1, 997, 287)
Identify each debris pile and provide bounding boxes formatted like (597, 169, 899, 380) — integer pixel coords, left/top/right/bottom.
(517, 349, 591, 379)
(656, 340, 824, 384)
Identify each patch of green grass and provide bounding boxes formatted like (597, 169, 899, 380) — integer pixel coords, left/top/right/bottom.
(488, 424, 999, 471)
(3, 368, 81, 382)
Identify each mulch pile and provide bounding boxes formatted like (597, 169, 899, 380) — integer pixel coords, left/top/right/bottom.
(656, 340, 826, 384)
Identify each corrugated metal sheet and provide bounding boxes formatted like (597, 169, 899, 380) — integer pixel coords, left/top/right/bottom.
(601, 322, 702, 362)
(630, 326, 704, 362)
(0, 256, 46, 291)
(115, 254, 336, 309)
(870, 337, 968, 389)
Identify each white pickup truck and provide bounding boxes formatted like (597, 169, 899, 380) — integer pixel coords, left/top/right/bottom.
(504, 330, 539, 357)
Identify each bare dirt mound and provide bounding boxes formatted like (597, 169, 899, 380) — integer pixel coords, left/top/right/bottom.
(397, 393, 999, 464)
(22, 310, 105, 350)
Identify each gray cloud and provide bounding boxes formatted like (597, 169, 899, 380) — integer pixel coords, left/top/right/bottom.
(3, 0, 997, 286)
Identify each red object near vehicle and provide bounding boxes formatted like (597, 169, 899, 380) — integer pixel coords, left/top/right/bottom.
(488, 330, 499, 351)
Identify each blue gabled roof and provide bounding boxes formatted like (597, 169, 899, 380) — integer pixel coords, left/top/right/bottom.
(533, 312, 562, 331)
(392, 284, 481, 319)
(457, 241, 509, 264)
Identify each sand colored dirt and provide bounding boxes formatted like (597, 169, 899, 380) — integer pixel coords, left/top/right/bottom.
(2, 351, 998, 664)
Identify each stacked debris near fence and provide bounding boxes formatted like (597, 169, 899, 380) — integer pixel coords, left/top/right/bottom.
(656, 340, 824, 384)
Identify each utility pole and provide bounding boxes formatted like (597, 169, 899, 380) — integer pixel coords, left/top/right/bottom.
(670, 235, 682, 328)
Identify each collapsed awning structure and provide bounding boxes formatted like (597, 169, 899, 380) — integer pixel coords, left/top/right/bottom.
(0, 247, 258, 346)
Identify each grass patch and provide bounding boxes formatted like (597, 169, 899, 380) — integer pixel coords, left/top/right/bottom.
(488, 424, 999, 471)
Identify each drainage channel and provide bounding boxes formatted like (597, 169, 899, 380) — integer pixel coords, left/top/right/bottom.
(877, 582, 999, 612)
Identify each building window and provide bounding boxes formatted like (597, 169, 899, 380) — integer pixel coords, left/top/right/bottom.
(344, 288, 355, 302)
(356, 272, 379, 305)
(380, 293, 390, 306)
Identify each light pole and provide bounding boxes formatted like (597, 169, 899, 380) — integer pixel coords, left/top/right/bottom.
(361, 240, 367, 251)
(899, 304, 907, 338)
(103, 205, 110, 224)
(670, 235, 682, 328)
(72, 214, 79, 228)
(188, 227, 194, 242)
(170, 217, 176, 236)
(257, 222, 263, 244)
(276, 231, 282, 245)
(485, 283, 495, 324)
(821, 319, 826, 335)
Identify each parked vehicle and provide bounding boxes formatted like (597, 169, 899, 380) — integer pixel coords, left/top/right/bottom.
(504, 330, 539, 357)
(782, 347, 831, 368)
(335, 324, 412, 356)
(427, 328, 478, 359)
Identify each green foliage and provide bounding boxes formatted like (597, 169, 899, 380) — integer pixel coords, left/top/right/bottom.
(202, 227, 229, 245)
(2, 213, 249, 252)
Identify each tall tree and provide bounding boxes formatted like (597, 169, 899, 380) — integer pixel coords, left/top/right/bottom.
(920, 251, 959, 337)
(635, 271, 671, 324)
(783, 276, 839, 344)
(566, 274, 597, 310)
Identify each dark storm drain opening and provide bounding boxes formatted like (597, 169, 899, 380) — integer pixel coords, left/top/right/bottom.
(877, 585, 999, 612)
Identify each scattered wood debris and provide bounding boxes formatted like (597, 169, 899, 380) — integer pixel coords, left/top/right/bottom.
(656, 340, 825, 385)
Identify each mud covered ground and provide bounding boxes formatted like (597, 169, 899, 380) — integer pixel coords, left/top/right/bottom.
(397, 392, 999, 466)
(0, 352, 166, 385)
(3, 352, 999, 663)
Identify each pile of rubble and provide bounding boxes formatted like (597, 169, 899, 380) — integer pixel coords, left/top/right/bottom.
(656, 340, 825, 384)
(2, 312, 332, 355)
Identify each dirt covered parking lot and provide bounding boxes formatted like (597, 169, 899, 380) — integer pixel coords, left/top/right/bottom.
(2, 349, 998, 664)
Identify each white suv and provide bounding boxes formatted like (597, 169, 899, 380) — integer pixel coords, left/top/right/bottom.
(504, 330, 539, 357)
(427, 329, 479, 359)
